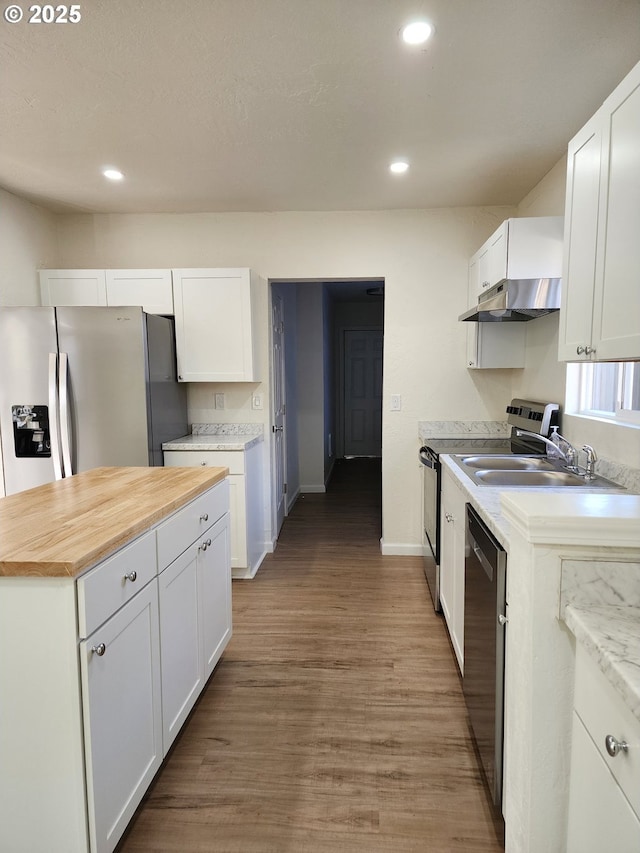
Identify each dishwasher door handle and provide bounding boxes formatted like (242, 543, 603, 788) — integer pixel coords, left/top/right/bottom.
(419, 447, 437, 468)
(472, 540, 494, 581)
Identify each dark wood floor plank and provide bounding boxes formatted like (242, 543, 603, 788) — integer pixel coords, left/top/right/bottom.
(117, 458, 503, 852)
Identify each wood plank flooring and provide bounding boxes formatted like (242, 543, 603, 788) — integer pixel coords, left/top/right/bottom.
(117, 458, 504, 853)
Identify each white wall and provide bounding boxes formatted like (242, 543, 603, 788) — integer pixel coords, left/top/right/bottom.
(296, 283, 326, 491)
(54, 206, 518, 550)
(0, 189, 59, 305)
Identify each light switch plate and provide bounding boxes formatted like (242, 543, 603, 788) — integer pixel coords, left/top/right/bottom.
(390, 394, 402, 412)
(252, 394, 263, 410)
(214, 392, 225, 409)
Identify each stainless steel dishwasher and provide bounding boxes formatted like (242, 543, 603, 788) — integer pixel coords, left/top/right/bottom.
(463, 503, 507, 815)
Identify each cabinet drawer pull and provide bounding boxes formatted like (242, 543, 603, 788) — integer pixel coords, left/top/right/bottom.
(123, 570, 137, 583)
(200, 461, 207, 466)
(200, 513, 209, 522)
(604, 734, 628, 757)
(576, 345, 585, 355)
(91, 643, 106, 657)
(445, 512, 454, 523)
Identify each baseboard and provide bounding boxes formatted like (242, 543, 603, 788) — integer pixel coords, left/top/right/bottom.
(379, 539, 423, 556)
(300, 484, 326, 493)
(286, 487, 300, 514)
(232, 548, 268, 580)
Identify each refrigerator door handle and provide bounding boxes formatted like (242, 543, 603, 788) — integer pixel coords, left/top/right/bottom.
(48, 352, 63, 481)
(58, 352, 73, 477)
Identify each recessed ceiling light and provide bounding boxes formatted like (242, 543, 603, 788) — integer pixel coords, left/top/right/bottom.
(390, 160, 409, 174)
(102, 168, 124, 181)
(401, 21, 434, 45)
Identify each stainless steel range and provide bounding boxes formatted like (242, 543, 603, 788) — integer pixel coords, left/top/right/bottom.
(418, 398, 559, 611)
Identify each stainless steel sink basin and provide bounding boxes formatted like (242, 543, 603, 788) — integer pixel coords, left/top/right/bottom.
(449, 454, 624, 490)
(473, 469, 589, 486)
(460, 455, 556, 471)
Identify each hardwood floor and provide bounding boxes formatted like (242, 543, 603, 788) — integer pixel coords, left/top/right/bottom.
(118, 458, 504, 852)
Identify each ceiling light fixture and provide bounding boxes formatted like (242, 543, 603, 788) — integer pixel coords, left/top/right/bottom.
(102, 168, 124, 181)
(389, 160, 409, 174)
(401, 21, 434, 46)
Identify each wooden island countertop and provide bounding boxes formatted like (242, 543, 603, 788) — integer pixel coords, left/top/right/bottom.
(0, 466, 227, 578)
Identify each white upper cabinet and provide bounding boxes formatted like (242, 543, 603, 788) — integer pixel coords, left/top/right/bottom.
(559, 59, 640, 362)
(172, 268, 263, 382)
(105, 269, 174, 315)
(40, 269, 107, 306)
(40, 269, 174, 314)
(470, 216, 564, 299)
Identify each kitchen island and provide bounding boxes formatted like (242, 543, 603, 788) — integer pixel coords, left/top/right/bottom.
(0, 466, 231, 853)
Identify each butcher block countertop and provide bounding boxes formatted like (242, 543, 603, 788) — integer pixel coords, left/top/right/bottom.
(0, 466, 227, 579)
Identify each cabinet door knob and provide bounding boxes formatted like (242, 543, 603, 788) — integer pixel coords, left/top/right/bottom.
(445, 512, 454, 523)
(200, 513, 209, 522)
(584, 345, 596, 355)
(91, 643, 106, 657)
(123, 570, 137, 583)
(576, 346, 585, 355)
(605, 734, 628, 757)
(200, 461, 207, 466)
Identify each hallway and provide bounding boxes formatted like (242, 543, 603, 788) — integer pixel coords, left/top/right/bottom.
(118, 459, 503, 852)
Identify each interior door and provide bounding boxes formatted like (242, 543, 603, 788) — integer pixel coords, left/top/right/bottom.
(271, 293, 286, 533)
(343, 328, 383, 457)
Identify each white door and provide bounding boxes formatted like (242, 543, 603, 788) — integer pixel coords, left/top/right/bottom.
(271, 292, 286, 533)
(343, 329, 383, 457)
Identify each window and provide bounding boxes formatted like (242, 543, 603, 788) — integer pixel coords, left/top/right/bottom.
(572, 361, 640, 425)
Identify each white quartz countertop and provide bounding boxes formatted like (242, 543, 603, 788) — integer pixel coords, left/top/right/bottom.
(163, 433, 264, 451)
(564, 604, 640, 724)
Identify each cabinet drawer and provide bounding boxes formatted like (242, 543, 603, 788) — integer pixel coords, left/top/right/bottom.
(164, 449, 245, 474)
(77, 530, 157, 638)
(157, 481, 229, 569)
(574, 644, 640, 818)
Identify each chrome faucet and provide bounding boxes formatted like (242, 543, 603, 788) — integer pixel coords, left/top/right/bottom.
(581, 445, 598, 480)
(515, 429, 577, 469)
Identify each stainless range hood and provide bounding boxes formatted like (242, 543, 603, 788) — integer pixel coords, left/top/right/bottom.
(459, 278, 561, 322)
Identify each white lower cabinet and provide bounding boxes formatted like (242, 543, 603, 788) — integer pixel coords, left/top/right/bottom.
(80, 582, 162, 853)
(158, 511, 231, 750)
(439, 466, 466, 673)
(566, 645, 640, 852)
(0, 480, 231, 853)
(164, 444, 265, 578)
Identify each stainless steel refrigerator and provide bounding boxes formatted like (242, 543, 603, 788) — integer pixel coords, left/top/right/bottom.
(0, 306, 188, 496)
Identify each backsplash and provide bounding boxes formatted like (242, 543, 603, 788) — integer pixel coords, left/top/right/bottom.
(418, 420, 509, 440)
(191, 423, 264, 436)
(560, 560, 640, 616)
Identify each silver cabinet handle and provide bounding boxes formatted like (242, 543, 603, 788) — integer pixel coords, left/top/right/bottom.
(199, 538, 212, 551)
(200, 513, 209, 522)
(272, 425, 284, 433)
(445, 512, 454, 523)
(498, 614, 508, 626)
(585, 345, 596, 355)
(91, 643, 106, 656)
(605, 735, 628, 757)
(576, 346, 585, 355)
(200, 461, 207, 466)
(123, 570, 137, 582)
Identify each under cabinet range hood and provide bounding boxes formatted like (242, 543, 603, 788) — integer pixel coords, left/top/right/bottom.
(460, 278, 562, 323)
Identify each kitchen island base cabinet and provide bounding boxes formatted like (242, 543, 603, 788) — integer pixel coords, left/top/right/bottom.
(158, 512, 231, 751)
(0, 475, 231, 853)
(80, 582, 162, 853)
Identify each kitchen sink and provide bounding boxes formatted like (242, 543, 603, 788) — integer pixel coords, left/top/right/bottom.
(449, 454, 624, 489)
(460, 455, 556, 471)
(473, 469, 589, 486)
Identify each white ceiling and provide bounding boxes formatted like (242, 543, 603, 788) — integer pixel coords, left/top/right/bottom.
(1, 0, 639, 215)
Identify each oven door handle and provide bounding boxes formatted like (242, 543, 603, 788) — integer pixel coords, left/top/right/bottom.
(419, 447, 437, 468)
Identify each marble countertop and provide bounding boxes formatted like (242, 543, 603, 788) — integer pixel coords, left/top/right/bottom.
(163, 433, 264, 451)
(564, 604, 640, 724)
